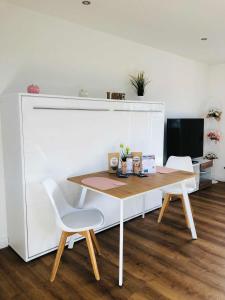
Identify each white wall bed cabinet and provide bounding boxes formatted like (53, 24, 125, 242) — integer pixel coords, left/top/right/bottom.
(1, 94, 165, 261)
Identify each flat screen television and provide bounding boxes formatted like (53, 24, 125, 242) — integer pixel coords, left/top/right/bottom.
(167, 118, 204, 159)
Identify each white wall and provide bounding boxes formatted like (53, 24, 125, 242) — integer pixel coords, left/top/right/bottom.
(206, 64, 225, 181)
(0, 121, 7, 248)
(0, 2, 208, 247)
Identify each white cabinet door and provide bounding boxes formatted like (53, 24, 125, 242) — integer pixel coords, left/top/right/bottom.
(21, 96, 164, 258)
(128, 110, 164, 209)
(150, 112, 165, 166)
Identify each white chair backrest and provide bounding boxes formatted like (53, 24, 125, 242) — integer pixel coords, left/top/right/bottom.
(166, 156, 196, 189)
(42, 178, 73, 228)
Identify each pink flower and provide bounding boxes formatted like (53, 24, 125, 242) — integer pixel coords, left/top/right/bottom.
(207, 131, 221, 143)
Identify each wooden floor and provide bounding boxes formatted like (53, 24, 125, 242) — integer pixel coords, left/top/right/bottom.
(1, 183, 225, 300)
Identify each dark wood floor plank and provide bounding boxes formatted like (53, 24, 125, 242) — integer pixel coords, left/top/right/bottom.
(1, 182, 225, 299)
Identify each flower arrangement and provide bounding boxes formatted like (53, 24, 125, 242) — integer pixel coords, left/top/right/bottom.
(129, 71, 150, 96)
(206, 109, 222, 121)
(120, 144, 131, 161)
(207, 131, 221, 143)
(204, 152, 218, 160)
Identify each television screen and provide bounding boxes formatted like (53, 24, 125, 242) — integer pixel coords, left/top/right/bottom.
(167, 118, 204, 159)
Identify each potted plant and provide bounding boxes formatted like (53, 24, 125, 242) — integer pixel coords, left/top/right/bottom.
(129, 71, 150, 99)
(204, 152, 218, 160)
(206, 109, 222, 121)
(120, 144, 131, 174)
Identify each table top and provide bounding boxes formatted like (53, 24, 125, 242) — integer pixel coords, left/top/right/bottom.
(67, 170, 195, 199)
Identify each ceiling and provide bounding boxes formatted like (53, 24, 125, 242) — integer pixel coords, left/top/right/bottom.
(5, 0, 225, 64)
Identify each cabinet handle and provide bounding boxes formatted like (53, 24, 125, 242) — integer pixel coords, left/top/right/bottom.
(114, 109, 162, 113)
(33, 107, 163, 113)
(33, 107, 110, 112)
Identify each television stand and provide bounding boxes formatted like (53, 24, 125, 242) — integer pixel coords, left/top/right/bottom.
(192, 158, 213, 191)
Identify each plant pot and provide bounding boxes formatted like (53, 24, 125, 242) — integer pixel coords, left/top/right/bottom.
(121, 161, 127, 175)
(137, 95, 145, 101)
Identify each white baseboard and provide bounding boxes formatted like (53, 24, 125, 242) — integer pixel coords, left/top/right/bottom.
(0, 236, 8, 249)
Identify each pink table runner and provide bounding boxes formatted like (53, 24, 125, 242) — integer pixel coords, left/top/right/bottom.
(81, 177, 127, 191)
(156, 166, 177, 174)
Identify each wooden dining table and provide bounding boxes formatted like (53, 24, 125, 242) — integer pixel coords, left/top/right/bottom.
(68, 169, 197, 286)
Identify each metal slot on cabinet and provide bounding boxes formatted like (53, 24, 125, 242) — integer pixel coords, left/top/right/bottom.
(113, 109, 162, 113)
(33, 107, 110, 112)
(33, 107, 163, 113)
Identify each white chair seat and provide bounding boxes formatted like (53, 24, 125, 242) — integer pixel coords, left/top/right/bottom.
(162, 183, 195, 195)
(62, 208, 104, 232)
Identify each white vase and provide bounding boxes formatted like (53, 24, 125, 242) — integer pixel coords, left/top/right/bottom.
(137, 95, 145, 101)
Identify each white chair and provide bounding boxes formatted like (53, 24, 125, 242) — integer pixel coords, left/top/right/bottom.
(42, 178, 104, 282)
(158, 156, 196, 227)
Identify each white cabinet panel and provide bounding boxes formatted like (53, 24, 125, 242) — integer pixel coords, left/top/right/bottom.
(150, 113, 165, 165)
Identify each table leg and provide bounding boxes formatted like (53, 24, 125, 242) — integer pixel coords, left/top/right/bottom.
(78, 187, 87, 208)
(119, 200, 124, 286)
(142, 194, 146, 218)
(68, 187, 87, 249)
(181, 181, 197, 240)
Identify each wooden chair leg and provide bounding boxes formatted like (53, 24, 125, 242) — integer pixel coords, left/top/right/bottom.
(50, 231, 68, 282)
(84, 230, 100, 281)
(158, 193, 171, 223)
(90, 230, 101, 255)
